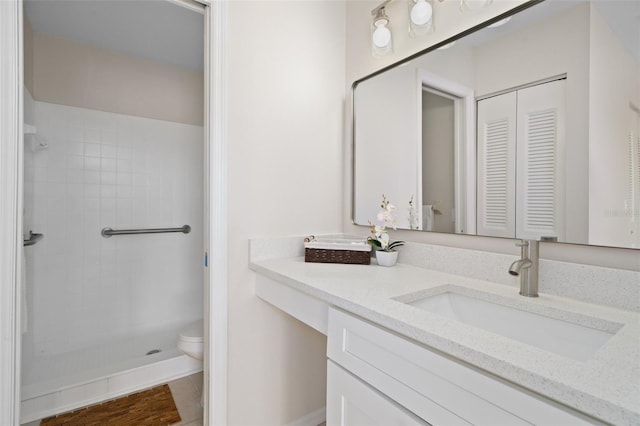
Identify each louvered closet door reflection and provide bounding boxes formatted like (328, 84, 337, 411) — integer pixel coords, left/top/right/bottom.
(626, 107, 640, 247)
(477, 92, 517, 238)
(516, 80, 565, 241)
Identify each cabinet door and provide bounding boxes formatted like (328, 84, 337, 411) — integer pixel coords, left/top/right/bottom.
(477, 92, 517, 238)
(328, 308, 599, 426)
(477, 80, 566, 240)
(327, 361, 427, 426)
(516, 80, 566, 241)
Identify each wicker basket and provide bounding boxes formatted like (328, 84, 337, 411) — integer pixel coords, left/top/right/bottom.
(304, 236, 371, 265)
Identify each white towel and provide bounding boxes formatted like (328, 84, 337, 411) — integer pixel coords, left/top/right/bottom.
(422, 205, 434, 231)
(21, 247, 27, 334)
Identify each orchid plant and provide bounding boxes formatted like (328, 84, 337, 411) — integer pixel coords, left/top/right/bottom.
(368, 194, 405, 252)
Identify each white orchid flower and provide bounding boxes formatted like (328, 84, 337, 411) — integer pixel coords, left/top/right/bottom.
(379, 232, 390, 249)
(368, 195, 406, 252)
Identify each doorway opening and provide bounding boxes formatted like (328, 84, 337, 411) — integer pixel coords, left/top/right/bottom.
(20, 0, 208, 422)
(418, 70, 476, 234)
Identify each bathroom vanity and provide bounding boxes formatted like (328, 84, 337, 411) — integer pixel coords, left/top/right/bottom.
(250, 237, 640, 426)
(327, 308, 593, 425)
(246, 0, 640, 423)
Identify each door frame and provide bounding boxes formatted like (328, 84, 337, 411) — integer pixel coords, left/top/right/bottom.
(0, 1, 24, 423)
(417, 69, 476, 234)
(0, 0, 228, 424)
(202, 0, 228, 424)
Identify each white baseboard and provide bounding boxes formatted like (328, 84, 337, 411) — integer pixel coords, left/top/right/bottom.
(287, 407, 326, 426)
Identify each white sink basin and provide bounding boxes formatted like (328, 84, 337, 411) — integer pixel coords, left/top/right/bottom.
(407, 291, 618, 361)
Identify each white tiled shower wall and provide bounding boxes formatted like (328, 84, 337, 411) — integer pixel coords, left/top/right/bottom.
(23, 100, 203, 358)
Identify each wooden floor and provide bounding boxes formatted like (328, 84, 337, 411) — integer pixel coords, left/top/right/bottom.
(40, 384, 180, 426)
(25, 373, 203, 426)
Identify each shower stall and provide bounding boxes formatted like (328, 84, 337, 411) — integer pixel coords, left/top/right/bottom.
(20, 1, 205, 422)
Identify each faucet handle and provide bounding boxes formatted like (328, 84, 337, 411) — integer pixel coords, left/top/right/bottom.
(515, 240, 529, 248)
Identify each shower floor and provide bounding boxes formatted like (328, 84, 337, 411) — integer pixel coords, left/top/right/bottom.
(20, 326, 202, 424)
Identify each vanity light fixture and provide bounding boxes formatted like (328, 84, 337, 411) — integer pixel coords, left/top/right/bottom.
(370, 0, 491, 57)
(409, 0, 434, 37)
(371, 5, 393, 56)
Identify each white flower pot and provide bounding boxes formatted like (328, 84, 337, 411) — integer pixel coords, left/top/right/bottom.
(375, 250, 398, 267)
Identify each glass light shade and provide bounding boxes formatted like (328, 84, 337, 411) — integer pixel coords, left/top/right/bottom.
(488, 16, 512, 28)
(409, 0, 433, 37)
(372, 24, 392, 48)
(411, 0, 432, 26)
(460, 0, 491, 12)
(371, 9, 393, 57)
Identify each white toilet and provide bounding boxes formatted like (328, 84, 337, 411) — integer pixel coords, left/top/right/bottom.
(177, 320, 204, 407)
(177, 320, 204, 361)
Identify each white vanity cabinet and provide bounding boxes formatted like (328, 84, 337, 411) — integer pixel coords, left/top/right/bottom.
(326, 307, 599, 426)
(327, 361, 426, 426)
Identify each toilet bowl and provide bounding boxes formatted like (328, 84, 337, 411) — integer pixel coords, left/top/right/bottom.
(177, 320, 204, 407)
(177, 320, 204, 360)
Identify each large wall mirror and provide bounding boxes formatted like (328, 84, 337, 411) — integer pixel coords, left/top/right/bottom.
(353, 0, 639, 249)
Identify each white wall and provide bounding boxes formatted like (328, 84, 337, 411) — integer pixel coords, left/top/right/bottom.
(30, 31, 203, 126)
(344, 0, 640, 270)
(354, 65, 419, 229)
(22, 101, 203, 360)
(226, 1, 345, 424)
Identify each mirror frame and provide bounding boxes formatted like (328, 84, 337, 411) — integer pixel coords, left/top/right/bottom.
(350, 0, 640, 251)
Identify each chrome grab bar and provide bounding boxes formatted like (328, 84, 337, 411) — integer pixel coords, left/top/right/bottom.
(23, 231, 44, 247)
(101, 225, 191, 238)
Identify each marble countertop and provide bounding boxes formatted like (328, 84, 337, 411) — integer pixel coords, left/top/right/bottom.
(250, 256, 640, 425)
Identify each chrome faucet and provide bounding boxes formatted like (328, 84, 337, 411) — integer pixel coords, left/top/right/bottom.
(509, 240, 539, 297)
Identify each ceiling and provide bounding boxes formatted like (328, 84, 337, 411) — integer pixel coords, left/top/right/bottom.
(24, 0, 204, 71)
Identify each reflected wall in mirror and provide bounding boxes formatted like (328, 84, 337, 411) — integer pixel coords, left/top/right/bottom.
(353, 0, 640, 249)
